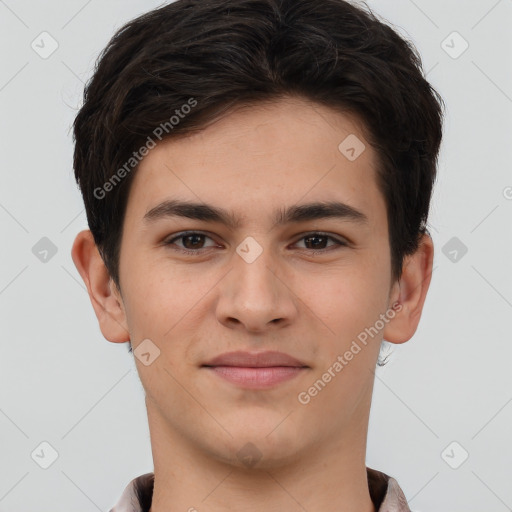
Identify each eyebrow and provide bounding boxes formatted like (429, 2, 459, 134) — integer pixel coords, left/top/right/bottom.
(143, 198, 369, 229)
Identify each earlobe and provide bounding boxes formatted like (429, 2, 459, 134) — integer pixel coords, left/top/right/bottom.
(71, 230, 130, 344)
(383, 233, 434, 345)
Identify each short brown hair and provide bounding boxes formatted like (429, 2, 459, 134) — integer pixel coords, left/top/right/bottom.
(73, 0, 444, 289)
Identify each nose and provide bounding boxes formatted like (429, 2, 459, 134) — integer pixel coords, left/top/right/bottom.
(215, 245, 299, 334)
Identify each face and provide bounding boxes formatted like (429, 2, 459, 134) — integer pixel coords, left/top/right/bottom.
(113, 97, 401, 468)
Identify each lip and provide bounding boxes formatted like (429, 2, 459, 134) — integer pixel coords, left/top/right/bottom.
(202, 350, 308, 368)
(202, 351, 309, 390)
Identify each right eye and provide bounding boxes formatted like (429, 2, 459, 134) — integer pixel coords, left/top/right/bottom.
(163, 231, 221, 255)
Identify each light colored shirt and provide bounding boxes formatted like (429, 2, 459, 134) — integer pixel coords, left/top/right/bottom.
(110, 467, 411, 511)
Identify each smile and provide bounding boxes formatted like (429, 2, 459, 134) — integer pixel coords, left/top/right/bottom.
(203, 365, 307, 389)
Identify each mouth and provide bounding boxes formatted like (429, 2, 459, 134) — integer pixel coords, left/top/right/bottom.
(201, 350, 309, 389)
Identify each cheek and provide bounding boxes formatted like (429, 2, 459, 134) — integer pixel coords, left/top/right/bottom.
(300, 262, 389, 356)
(120, 258, 174, 339)
(120, 255, 214, 345)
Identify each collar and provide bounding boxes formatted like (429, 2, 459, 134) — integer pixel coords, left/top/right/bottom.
(110, 467, 411, 511)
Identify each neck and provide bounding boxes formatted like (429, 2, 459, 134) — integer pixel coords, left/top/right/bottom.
(146, 404, 376, 512)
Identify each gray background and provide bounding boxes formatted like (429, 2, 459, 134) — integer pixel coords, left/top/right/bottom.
(1, 0, 511, 510)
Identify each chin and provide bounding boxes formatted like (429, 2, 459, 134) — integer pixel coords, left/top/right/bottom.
(209, 427, 308, 471)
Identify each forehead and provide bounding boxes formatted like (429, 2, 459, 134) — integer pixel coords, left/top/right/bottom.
(124, 97, 385, 228)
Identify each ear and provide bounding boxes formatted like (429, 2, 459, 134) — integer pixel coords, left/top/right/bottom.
(383, 233, 434, 344)
(71, 229, 130, 343)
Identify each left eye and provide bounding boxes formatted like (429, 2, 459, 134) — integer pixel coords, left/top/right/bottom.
(294, 233, 346, 251)
(163, 231, 347, 255)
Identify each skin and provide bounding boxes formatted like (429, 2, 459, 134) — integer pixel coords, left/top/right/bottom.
(72, 96, 433, 512)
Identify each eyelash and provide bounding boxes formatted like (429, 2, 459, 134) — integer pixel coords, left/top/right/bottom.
(163, 231, 348, 256)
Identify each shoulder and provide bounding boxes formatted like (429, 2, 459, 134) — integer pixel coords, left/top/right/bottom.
(367, 467, 411, 512)
(110, 472, 154, 512)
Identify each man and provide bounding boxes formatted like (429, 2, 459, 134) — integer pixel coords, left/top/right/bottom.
(71, 0, 444, 510)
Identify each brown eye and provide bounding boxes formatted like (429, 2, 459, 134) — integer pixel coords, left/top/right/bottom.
(164, 231, 218, 255)
(163, 231, 347, 256)
(294, 233, 347, 253)
(180, 233, 206, 250)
